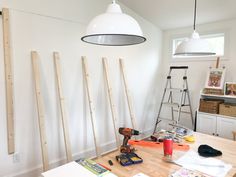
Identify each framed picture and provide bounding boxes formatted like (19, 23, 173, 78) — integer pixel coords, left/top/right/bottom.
(205, 68, 225, 89)
(225, 82, 236, 96)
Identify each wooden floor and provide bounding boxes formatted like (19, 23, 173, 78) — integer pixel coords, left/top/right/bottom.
(96, 132, 236, 177)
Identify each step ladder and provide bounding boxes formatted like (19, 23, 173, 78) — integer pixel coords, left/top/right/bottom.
(153, 66, 194, 134)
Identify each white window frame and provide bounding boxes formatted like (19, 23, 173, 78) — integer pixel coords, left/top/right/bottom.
(170, 29, 229, 62)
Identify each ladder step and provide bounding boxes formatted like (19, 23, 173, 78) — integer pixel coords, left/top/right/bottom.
(162, 102, 179, 108)
(180, 104, 190, 107)
(166, 88, 183, 92)
(170, 66, 188, 70)
(157, 117, 177, 123)
(173, 109, 191, 114)
(162, 103, 191, 108)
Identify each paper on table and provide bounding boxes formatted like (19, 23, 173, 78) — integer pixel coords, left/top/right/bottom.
(41, 162, 117, 177)
(133, 173, 150, 177)
(174, 150, 232, 177)
(171, 167, 213, 177)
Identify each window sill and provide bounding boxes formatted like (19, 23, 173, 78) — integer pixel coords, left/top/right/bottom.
(170, 55, 228, 62)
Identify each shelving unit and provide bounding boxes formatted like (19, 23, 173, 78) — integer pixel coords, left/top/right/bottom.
(197, 93, 236, 140)
(200, 92, 236, 101)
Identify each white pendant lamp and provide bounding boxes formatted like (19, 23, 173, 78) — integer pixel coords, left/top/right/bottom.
(81, 0, 146, 46)
(174, 0, 215, 56)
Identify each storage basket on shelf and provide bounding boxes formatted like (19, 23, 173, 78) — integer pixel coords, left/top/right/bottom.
(219, 103, 236, 117)
(199, 99, 224, 114)
(203, 88, 224, 95)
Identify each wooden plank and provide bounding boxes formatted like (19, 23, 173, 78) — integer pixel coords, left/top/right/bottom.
(102, 58, 120, 148)
(82, 56, 100, 157)
(233, 131, 236, 141)
(53, 52, 72, 162)
(2, 8, 15, 154)
(31, 51, 49, 171)
(216, 57, 220, 69)
(119, 59, 137, 130)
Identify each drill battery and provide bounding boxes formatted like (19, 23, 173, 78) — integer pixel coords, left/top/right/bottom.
(116, 152, 143, 166)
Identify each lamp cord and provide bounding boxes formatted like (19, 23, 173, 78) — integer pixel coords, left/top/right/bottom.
(193, 0, 197, 30)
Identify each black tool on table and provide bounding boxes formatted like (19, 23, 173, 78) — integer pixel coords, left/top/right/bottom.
(108, 160, 113, 166)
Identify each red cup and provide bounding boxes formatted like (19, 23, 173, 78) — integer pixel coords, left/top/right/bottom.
(163, 138, 173, 157)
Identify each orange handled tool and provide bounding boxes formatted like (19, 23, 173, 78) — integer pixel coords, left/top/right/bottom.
(128, 140, 189, 151)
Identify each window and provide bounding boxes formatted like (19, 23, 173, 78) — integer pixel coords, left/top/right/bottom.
(172, 32, 226, 59)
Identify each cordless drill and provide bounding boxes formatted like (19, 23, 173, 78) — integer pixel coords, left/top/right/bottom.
(119, 127, 139, 153)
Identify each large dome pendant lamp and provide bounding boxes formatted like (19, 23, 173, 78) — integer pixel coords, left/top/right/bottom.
(81, 0, 146, 46)
(174, 0, 216, 56)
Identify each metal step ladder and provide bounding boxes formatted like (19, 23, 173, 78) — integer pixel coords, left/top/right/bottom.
(153, 66, 194, 134)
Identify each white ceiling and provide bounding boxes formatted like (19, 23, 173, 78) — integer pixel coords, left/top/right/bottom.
(119, 0, 236, 30)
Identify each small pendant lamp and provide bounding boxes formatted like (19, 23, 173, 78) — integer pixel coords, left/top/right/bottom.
(174, 0, 216, 56)
(81, 0, 146, 46)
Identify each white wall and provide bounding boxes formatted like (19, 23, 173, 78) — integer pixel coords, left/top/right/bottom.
(0, 0, 163, 176)
(162, 19, 236, 128)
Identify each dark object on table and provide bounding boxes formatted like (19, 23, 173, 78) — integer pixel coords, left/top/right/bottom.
(198, 144, 222, 157)
(150, 135, 158, 142)
(108, 160, 113, 166)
